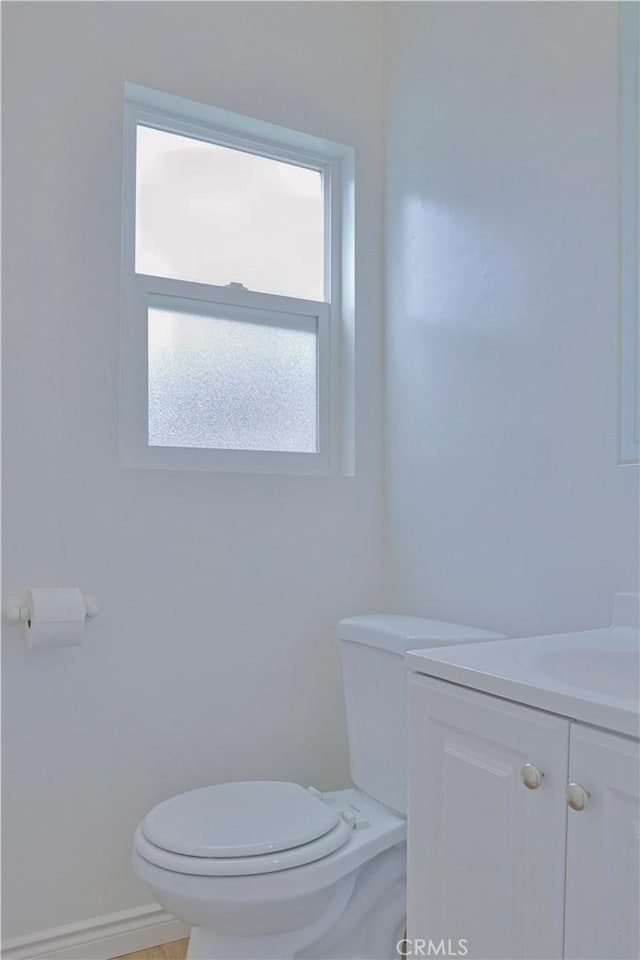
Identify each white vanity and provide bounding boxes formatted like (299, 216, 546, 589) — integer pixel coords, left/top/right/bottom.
(406, 594, 640, 960)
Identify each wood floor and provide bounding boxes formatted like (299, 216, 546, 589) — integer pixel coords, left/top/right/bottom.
(115, 938, 189, 960)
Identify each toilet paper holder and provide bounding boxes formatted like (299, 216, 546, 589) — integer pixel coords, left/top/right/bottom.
(4, 593, 98, 624)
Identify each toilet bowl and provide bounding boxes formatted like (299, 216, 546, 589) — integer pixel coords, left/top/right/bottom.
(134, 784, 406, 959)
(133, 615, 505, 959)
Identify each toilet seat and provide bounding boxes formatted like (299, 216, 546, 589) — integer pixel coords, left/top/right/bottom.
(135, 818, 353, 876)
(136, 781, 354, 877)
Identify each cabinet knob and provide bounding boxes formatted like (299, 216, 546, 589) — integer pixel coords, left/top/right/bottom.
(520, 763, 544, 790)
(566, 782, 590, 811)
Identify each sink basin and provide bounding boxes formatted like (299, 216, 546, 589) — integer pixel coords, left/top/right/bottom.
(516, 630, 639, 701)
(534, 649, 638, 698)
(406, 597, 640, 737)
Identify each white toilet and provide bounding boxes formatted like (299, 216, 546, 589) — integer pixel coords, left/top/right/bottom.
(133, 615, 504, 959)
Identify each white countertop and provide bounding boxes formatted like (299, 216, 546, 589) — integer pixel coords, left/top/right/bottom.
(406, 625, 640, 739)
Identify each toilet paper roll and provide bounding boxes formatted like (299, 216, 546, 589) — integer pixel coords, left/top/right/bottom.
(25, 587, 86, 648)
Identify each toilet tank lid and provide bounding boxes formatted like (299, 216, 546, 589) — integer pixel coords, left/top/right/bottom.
(338, 614, 506, 656)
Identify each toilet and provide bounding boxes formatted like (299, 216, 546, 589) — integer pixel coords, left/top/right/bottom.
(133, 615, 505, 959)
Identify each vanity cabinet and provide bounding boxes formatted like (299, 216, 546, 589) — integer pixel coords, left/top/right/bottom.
(407, 673, 640, 960)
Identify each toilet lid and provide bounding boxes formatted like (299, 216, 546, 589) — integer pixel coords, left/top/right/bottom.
(141, 781, 341, 858)
(134, 817, 353, 876)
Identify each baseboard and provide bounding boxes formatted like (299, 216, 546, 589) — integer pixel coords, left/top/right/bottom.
(1, 903, 190, 960)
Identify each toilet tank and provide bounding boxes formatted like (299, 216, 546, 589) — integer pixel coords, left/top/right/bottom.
(338, 615, 506, 815)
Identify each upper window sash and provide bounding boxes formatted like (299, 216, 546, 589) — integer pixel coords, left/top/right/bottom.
(123, 102, 334, 308)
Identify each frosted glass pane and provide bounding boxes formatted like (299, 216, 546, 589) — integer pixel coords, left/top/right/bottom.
(148, 307, 317, 452)
(136, 126, 324, 301)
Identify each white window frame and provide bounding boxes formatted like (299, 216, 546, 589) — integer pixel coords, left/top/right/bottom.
(619, 4, 640, 464)
(120, 83, 355, 474)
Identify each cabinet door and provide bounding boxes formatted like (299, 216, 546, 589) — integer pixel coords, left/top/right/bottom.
(407, 674, 569, 960)
(564, 724, 640, 960)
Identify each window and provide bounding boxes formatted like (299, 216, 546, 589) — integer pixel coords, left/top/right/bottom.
(120, 84, 354, 473)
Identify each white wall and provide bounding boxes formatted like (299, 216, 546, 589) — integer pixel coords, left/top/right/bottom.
(384, 2, 639, 637)
(1, 1, 384, 938)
